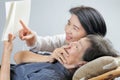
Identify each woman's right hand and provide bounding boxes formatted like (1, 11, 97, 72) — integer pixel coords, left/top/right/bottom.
(51, 47, 69, 64)
(19, 20, 36, 46)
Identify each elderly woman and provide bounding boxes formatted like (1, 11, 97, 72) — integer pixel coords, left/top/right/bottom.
(0, 34, 118, 80)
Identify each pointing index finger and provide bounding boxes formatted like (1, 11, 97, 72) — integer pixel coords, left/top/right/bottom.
(19, 20, 30, 31)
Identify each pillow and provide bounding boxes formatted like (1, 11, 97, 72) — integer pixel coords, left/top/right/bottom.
(73, 56, 120, 80)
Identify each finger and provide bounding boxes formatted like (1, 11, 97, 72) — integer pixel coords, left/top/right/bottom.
(53, 52, 64, 64)
(19, 20, 30, 31)
(19, 29, 27, 39)
(19, 30, 24, 39)
(8, 33, 15, 42)
(62, 48, 69, 57)
(57, 53, 67, 64)
(22, 34, 34, 40)
(57, 57, 64, 64)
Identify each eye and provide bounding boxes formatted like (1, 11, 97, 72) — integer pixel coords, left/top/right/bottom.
(73, 26, 79, 31)
(73, 26, 78, 30)
(67, 21, 70, 25)
(67, 20, 71, 25)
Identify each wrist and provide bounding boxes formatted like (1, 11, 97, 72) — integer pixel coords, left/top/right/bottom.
(47, 56, 55, 63)
(27, 31, 37, 46)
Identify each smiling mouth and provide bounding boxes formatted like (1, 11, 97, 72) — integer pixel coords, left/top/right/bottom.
(66, 36, 72, 41)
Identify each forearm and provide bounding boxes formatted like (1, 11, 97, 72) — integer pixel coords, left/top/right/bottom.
(26, 33, 36, 47)
(0, 50, 11, 80)
(14, 50, 54, 64)
(29, 34, 65, 52)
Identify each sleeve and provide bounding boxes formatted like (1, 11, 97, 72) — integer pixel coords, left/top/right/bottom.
(29, 33, 66, 53)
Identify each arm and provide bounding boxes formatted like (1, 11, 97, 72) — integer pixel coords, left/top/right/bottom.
(0, 49, 11, 80)
(30, 34, 66, 52)
(19, 20, 65, 53)
(0, 34, 14, 80)
(14, 50, 54, 64)
(14, 46, 69, 64)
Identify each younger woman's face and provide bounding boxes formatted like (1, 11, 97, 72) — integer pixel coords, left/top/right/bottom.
(65, 14, 87, 44)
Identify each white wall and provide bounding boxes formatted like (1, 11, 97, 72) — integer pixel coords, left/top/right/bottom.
(0, 0, 120, 63)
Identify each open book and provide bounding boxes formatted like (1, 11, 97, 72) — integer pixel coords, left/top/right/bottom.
(1, 0, 31, 41)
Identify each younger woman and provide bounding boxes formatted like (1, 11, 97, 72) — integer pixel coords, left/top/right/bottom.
(19, 6, 107, 53)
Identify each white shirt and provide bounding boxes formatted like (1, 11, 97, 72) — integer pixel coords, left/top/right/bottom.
(29, 33, 66, 53)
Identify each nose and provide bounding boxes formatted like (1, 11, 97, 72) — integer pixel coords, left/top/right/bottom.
(64, 42, 77, 50)
(65, 25, 72, 34)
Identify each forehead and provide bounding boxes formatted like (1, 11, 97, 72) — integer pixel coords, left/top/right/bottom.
(70, 14, 81, 25)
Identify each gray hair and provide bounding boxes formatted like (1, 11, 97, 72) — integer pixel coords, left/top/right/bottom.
(82, 35, 119, 62)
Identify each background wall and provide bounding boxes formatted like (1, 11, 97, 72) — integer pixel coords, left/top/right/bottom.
(0, 0, 120, 64)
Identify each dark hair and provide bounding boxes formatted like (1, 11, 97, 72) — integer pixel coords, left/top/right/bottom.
(70, 6, 107, 36)
(83, 35, 119, 62)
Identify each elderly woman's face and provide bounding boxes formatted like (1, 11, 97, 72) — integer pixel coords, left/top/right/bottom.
(65, 14, 87, 44)
(63, 37, 91, 65)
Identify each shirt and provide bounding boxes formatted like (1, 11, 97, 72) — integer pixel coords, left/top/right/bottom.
(10, 62, 73, 80)
(29, 34, 66, 53)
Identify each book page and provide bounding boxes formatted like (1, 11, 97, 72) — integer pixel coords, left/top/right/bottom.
(1, 0, 31, 41)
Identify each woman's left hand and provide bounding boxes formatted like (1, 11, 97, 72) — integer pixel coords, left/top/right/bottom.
(51, 47, 69, 64)
(3, 34, 15, 53)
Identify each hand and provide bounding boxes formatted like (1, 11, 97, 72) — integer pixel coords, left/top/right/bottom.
(19, 20, 36, 46)
(51, 47, 69, 64)
(4, 34, 15, 53)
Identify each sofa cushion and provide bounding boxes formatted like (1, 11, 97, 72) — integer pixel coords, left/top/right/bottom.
(73, 56, 120, 80)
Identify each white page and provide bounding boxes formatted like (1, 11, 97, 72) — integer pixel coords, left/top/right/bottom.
(1, 0, 31, 41)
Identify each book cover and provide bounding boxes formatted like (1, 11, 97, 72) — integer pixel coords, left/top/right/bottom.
(1, 0, 31, 41)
